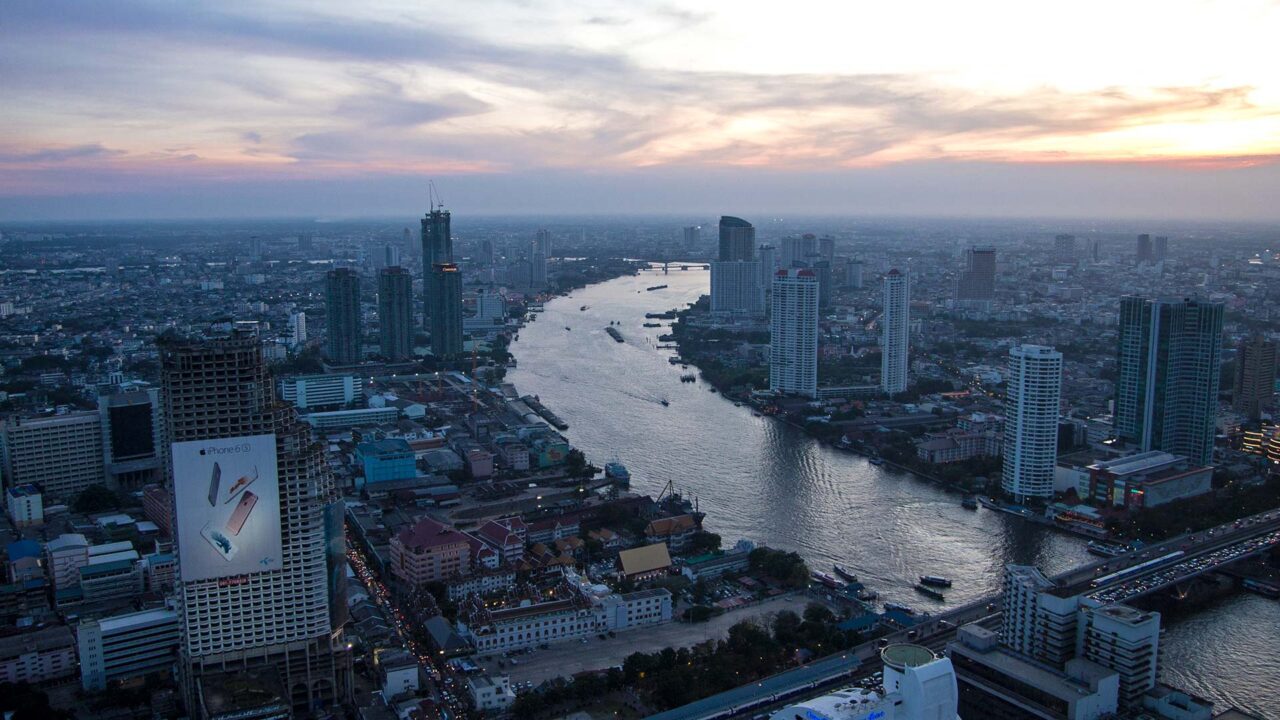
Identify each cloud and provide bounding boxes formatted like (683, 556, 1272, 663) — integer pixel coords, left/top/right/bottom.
(0, 144, 125, 163)
(242, 131, 263, 144)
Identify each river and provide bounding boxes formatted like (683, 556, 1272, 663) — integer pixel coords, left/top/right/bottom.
(508, 267, 1279, 718)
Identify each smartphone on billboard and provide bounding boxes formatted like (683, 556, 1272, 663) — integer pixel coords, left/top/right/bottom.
(226, 490, 258, 535)
(223, 465, 259, 503)
(207, 462, 222, 507)
(201, 523, 239, 561)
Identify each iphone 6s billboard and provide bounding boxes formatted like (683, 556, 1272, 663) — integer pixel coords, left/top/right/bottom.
(172, 434, 281, 581)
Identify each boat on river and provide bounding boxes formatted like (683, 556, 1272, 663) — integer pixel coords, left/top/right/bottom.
(1087, 540, 1130, 558)
(914, 584, 946, 601)
(868, 457, 885, 466)
(833, 564, 858, 582)
(919, 575, 952, 588)
(605, 327, 624, 343)
(961, 495, 978, 510)
(884, 603, 915, 615)
(811, 571, 844, 590)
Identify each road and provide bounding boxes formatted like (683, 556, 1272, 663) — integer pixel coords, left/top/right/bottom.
(646, 508, 1280, 720)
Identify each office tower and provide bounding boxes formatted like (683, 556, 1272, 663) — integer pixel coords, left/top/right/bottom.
(1153, 236, 1168, 262)
(324, 268, 361, 365)
(297, 233, 313, 252)
(955, 246, 996, 307)
(682, 226, 700, 250)
(160, 330, 348, 716)
(530, 233, 549, 289)
(1115, 296, 1224, 465)
(1078, 605, 1161, 709)
(799, 233, 818, 261)
(710, 260, 763, 316)
(780, 236, 802, 269)
(383, 244, 401, 269)
(757, 244, 777, 292)
(1234, 334, 1277, 420)
(249, 235, 263, 260)
(421, 207, 452, 322)
(99, 388, 164, 490)
(881, 269, 910, 395)
(718, 216, 755, 261)
(479, 239, 495, 266)
(1091, 238, 1102, 263)
(289, 311, 307, 346)
(1136, 234, 1153, 264)
(535, 228, 553, 259)
(429, 263, 464, 357)
(1, 412, 106, 503)
(846, 259, 864, 289)
(818, 235, 835, 265)
(377, 267, 413, 361)
(770, 269, 819, 398)
(1001, 565, 1080, 666)
(1002, 345, 1063, 503)
(1054, 234, 1076, 265)
(814, 260, 832, 308)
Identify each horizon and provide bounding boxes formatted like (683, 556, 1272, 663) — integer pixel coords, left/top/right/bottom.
(4, 1, 1280, 222)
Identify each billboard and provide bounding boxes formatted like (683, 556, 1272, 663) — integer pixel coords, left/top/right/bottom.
(172, 434, 282, 581)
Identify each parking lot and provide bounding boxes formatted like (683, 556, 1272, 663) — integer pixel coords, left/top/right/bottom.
(474, 593, 813, 686)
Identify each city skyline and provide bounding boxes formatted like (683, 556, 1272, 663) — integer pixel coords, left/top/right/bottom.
(4, 1, 1280, 220)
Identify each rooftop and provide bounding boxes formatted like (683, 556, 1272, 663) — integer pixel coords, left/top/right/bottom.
(880, 643, 936, 670)
(618, 543, 672, 576)
(396, 517, 469, 551)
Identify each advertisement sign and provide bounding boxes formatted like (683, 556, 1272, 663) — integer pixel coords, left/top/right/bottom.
(172, 434, 282, 581)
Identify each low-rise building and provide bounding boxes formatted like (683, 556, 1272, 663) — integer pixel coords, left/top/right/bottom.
(0, 625, 77, 685)
(389, 517, 471, 587)
(280, 374, 357, 409)
(644, 515, 698, 553)
(459, 595, 600, 653)
(5, 484, 43, 527)
(77, 607, 180, 691)
(680, 550, 751, 582)
(468, 674, 516, 712)
(1086, 451, 1213, 510)
(376, 649, 419, 701)
(356, 438, 417, 488)
(617, 543, 671, 581)
(46, 533, 89, 591)
(916, 428, 1002, 464)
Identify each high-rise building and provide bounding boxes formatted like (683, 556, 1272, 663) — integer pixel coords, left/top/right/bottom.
(770, 644, 958, 720)
(818, 235, 836, 265)
(475, 288, 506, 322)
(710, 261, 763, 316)
(1136, 234, 1154, 264)
(535, 228, 553, 259)
(770, 269, 819, 398)
(429, 263, 464, 357)
(780, 236, 802, 269)
(814, 260, 832, 308)
(377, 266, 413, 361)
(289, 311, 307, 347)
(1078, 605, 1161, 709)
(881, 269, 910, 395)
(479, 239, 495, 266)
(956, 246, 996, 307)
(160, 330, 349, 716)
(1153, 236, 1168, 262)
(1, 412, 106, 503)
(1054, 234, 1077, 265)
(297, 233, 313, 252)
(421, 207, 452, 322)
(757, 244, 777, 296)
(99, 388, 164, 490)
(383, 244, 401, 269)
(324, 268, 361, 365)
(682, 226, 700, 250)
(846, 258, 864, 289)
(249, 235, 263, 260)
(1002, 345, 1063, 502)
(1234, 334, 1277, 420)
(530, 233, 549, 289)
(1115, 296, 1223, 465)
(1091, 238, 1102, 263)
(718, 216, 755, 262)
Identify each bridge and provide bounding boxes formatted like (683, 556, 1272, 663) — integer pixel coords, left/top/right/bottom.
(645, 509, 1280, 720)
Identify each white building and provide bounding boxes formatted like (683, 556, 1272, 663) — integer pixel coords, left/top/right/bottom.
(289, 311, 307, 346)
(1002, 345, 1063, 502)
(711, 260, 763, 316)
(1079, 604, 1161, 709)
(468, 674, 516, 712)
(770, 644, 958, 720)
(46, 533, 90, 591)
(5, 484, 42, 527)
(475, 289, 506, 321)
(78, 607, 180, 691)
(881, 269, 910, 395)
(770, 268, 819, 398)
(376, 649, 419, 701)
(458, 587, 672, 654)
(1, 412, 106, 502)
(280, 373, 356, 409)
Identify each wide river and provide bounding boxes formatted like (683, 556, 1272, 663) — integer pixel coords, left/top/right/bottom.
(509, 268, 1279, 717)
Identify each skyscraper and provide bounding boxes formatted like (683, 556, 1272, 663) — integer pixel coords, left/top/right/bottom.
(421, 207, 452, 323)
(377, 266, 413, 361)
(530, 232, 549, 289)
(1115, 296, 1223, 465)
(682, 226, 700, 250)
(535, 228, 553, 259)
(1233, 334, 1276, 421)
(757, 244, 777, 292)
(955, 246, 995, 308)
(1053, 234, 1076, 265)
(881, 269, 910, 395)
(1136, 234, 1154, 264)
(429, 263, 464, 357)
(845, 259, 864, 289)
(710, 260, 763, 316)
(289, 311, 307, 347)
(160, 329, 348, 716)
(814, 260, 832, 308)
(1002, 345, 1063, 503)
(718, 216, 755, 262)
(818, 235, 835, 265)
(780, 236, 802, 269)
(1153, 236, 1169, 263)
(770, 269, 818, 398)
(324, 268, 361, 365)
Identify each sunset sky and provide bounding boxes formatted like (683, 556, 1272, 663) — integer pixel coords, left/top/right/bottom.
(3, 0, 1280, 220)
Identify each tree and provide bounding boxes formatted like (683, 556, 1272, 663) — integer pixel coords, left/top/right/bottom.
(564, 449, 594, 479)
(73, 484, 123, 514)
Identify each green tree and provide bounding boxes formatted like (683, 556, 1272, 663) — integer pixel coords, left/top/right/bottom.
(73, 484, 123, 514)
